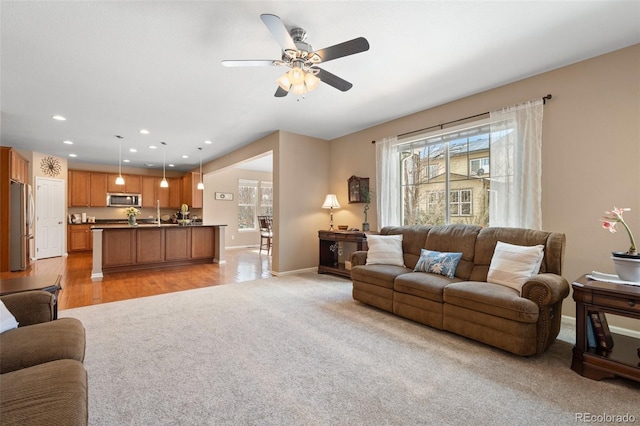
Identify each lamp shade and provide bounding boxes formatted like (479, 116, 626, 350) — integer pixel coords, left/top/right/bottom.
(322, 194, 341, 209)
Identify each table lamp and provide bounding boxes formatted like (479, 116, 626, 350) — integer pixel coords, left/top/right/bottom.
(322, 194, 341, 230)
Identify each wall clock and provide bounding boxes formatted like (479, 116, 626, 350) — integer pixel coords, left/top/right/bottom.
(40, 156, 62, 177)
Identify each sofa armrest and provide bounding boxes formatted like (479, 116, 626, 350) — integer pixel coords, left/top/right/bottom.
(0, 291, 54, 327)
(521, 273, 570, 306)
(521, 273, 570, 355)
(350, 251, 368, 267)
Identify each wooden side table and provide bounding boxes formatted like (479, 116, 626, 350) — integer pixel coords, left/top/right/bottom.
(0, 274, 63, 319)
(571, 275, 640, 382)
(318, 230, 367, 278)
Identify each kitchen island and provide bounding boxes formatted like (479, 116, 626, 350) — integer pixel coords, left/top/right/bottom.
(91, 224, 226, 278)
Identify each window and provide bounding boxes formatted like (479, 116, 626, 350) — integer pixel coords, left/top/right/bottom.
(238, 179, 273, 230)
(470, 157, 489, 176)
(400, 120, 490, 226)
(238, 179, 257, 230)
(259, 181, 273, 216)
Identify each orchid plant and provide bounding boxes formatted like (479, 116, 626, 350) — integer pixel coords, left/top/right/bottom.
(601, 207, 637, 256)
(124, 207, 140, 217)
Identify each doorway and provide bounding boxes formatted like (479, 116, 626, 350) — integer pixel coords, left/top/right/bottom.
(35, 177, 65, 259)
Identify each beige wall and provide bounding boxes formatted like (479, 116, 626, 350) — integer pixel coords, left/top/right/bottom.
(203, 167, 272, 248)
(200, 131, 330, 274)
(329, 44, 640, 328)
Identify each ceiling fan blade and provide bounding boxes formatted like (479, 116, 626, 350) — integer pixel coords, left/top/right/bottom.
(260, 14, 297, 51)
(314, 37, 370, 63)
(274, 86, 289, 97)
(221, 60, 278, 67)
(315, 68, 353, 92)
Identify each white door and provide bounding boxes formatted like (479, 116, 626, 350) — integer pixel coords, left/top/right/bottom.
(36, 177, 65, 259)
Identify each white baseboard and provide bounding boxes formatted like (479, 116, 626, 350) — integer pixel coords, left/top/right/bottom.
(272, 267, 317, 276)
(562, 315, 640, 339)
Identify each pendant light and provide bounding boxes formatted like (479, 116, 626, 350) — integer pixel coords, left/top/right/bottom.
(115, 135, 125, 185)
(160, 142, 169, 188)
(197, 147, 204, 190)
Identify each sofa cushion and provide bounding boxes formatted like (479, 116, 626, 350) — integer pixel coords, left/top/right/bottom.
(351, 264, 412, 289)
(394, 272, 461, 303)
(443, 281, 539, 323)
(380, 225, 432, 269)
(365, 234, 404, 266)
(487, 241, 544, 293)
(414, 249, 463, 278)
(0, 359, 88, 426)
(1, 300, 19, 333)
(424, 224, 481, 280)
(0, 317, 86, 374)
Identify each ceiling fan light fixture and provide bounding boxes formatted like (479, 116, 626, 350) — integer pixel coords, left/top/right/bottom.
(305, 72, 320, 91)
(291, 83, 307, 95)
(277, 73, 292, 91)
(289, 67, 305, 85)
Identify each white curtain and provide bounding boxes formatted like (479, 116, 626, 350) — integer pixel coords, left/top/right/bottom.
(375, 136, 400, 229)
(489, 99, 544, 229)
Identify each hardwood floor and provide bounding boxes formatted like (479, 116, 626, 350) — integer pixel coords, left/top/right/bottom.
(0, 248, 273, 310)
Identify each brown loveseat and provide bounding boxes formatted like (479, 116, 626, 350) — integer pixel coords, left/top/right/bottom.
(0, 290, 87, 425)
(350, 224, 570, 356)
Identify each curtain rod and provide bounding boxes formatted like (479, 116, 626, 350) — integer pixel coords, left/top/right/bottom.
(372, 94, 552, 143)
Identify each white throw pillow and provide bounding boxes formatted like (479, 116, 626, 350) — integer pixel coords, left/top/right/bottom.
(487, 241, 545, 293)
(0, 300, 19, 333)
(366, 234, 405, 267)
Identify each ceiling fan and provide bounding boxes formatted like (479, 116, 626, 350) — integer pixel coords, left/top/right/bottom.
(222, 14, 370, 97)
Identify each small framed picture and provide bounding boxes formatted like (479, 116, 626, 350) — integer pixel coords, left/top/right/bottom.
(215, 192, 234, 201)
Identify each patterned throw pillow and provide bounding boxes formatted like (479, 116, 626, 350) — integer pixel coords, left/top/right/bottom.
(487, 241, 545, 292)
(414, 249, 463, 278)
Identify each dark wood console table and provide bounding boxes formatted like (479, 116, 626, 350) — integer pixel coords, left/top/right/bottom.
(318, 230, 368, 278)
(571, 275, 639, 382)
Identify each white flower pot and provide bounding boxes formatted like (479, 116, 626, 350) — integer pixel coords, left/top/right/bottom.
(611, 254, 640, 282)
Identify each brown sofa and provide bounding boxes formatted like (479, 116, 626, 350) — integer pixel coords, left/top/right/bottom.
(0, 290, 87, 425)
(350, 224, 570, 356)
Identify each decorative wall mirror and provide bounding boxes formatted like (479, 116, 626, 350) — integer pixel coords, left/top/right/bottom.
(348, 175, 369, 203)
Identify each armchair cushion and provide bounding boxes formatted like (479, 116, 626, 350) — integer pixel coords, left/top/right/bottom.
(0, 318, 86, 374)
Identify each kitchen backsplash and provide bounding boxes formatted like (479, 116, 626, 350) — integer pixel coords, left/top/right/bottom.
(67, 207, 203, 223)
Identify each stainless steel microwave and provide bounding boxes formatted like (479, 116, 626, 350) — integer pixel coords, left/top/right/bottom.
(107, 193, 142, 207)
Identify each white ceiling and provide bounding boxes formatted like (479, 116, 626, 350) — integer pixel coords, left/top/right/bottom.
(1, 1, 639, 172)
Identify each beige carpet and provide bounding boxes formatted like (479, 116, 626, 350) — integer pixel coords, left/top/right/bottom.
(61, 272, 639, 425)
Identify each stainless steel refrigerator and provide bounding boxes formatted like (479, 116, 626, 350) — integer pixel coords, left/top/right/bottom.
(10, 181, 33, 271)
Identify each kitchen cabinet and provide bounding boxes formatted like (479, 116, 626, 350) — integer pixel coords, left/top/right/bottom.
(141, 176, 158, 208)
(68, 170, 91, 207)
(68, 224, 93, 252)
(10, 149, 28, 184)
(69, 171, 108, 207)
(169, 177, 182, 208)
(107, 174, 142, 194)
(182, 172, 203, 209)
(89, 173, 107, 207)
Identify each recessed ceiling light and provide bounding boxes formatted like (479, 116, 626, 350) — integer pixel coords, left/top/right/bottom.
(68, 153, 77, 157)
(182, 155, 189, 159)
(129, 148, 137, 153)
(123, 159, 130, 163)
(63, 140, 73, 145)
(148, 145, 157, 149)
(168, 164, 175, 168)
(52, 115, 66, 121)
(144, 163, 154, 167)
(204, 140, 212, 144)
(139, 129, 150, 135)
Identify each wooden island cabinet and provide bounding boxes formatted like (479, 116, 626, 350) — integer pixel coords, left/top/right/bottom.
(91, 224, 225, 278)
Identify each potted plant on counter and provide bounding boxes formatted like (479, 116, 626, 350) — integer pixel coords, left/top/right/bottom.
(362, 190, 373, 232)
(125, 207, 140, 226)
